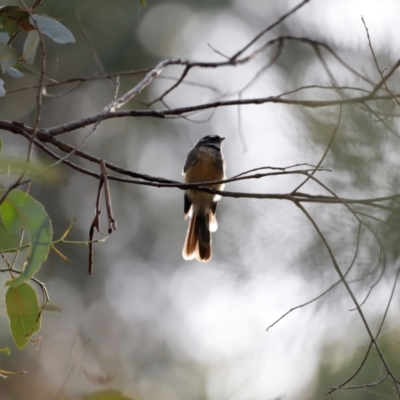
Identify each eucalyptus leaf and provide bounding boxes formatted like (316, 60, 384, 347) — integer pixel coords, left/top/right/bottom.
(6, 67, 23, 78)
(0, 77, 4, 96)
(23, 30, 39, 65)
(0, 189, 53, 287)
(0, 347, 10, 355)
(0, 41, 18, 73)
(12, 61, 58, 82)
(0, 219, 22, 252)
(0, 32, 8, 43)
(30, 14, 75, 44)
(0, 155, 62, 182)
(0, 368, 25, 378)
(0, 6, 33, 35)
(5, 282, 41, 349)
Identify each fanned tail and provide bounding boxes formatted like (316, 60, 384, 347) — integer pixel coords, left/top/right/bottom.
(182, 213, 212, 262)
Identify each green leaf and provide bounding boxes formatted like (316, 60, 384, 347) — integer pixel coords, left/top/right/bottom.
(0, 41, 18, 73)
(30, 14, 75, 44)
(0, 155, 62, 182)
(6, 67, 23, 78)
(83, 390, 134, 400)
(0, 32, 8, 43)
(0, 368, 25, 378)
(5, 282, 41, 350)
(23, 30, 39, 65)
(0, 189, 53, 287)
(0, 347, 10, 355)
(0, 6, 34, 35)
(9, 62, 33, 75)
(0, 219, 22, 252)
(11, 61, 57, 82)
(0, 77, 5, 96)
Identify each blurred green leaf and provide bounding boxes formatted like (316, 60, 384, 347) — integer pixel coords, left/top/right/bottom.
(0, 347, 10, 355)
(0, 32, 8, 43)
(0, 194, 29, 251)
(83, 390, 134, 400)
(30, 14, 75, 44)
(10, 61, 57, 82)
(0, 189, 53, 287)
(0, 219, 22, 252)
(138, 0, 146, 6)
(0, 367, 26, 378)
(0, 41, 18, 73)
(10, 61, 33, 75)
(5, 282, 41, 350)
(23, 30, 39, 64)
(0, 156, 62, 182)
(6, 66, 23, 78)
(0, 77, 5, 96)
(0, 6, 34, 35)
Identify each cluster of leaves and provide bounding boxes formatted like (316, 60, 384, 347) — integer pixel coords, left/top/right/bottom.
(0, 2, 145, 399)
(0, 3, 74, 374)
(0, 0, 145, 376)
(0, 135, 87, 367)
(0, 137, 52, 377)
(0, 2, 77, 365)
(0, 4, 75, 95)
(0, 158, 134, 400)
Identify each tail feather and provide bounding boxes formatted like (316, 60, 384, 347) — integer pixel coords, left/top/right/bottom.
(209, 202, 218, 232)
(197, 214, 210, 247)
(182, 216, 198, 260)
(209, 210, 218, 232)
(183, 213, 212, 262)
(197, 240, 211, 261)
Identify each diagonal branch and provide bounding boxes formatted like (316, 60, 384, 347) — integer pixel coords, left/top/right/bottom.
(296, 202, 399, 396)
(231, 0, 311, 60)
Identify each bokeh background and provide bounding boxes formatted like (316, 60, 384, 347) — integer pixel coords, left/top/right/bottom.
(2, 0, 400, 399)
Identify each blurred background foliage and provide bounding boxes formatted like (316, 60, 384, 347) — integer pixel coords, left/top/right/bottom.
(1, 0, 400, 399)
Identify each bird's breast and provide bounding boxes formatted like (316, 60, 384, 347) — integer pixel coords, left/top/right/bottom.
(184, 147, 225, 187)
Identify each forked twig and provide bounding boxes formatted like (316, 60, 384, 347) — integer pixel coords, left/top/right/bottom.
(88, 176, 104, 275)
(100, 159, 117, 234)
(297, 202, 400, 396)
(266, 221, 362, 332)
(362, 16, 400, 105)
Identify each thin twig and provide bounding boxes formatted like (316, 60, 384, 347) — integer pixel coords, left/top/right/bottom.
(100, 160, 117, 233)
(292, 105, 342, 193)
(89, 178, 104, 275)
(328, 373, 389, 391)
(362, 16, 400, 105)
(231, 0, 310, 60)
(266, 221, 362, 332)
(298, 202, 399, 395)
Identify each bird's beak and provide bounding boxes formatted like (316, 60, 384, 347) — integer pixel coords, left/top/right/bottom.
(220, 137, 225, 142)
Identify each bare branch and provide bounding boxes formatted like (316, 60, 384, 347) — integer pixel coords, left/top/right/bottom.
(266, 221, 362, 332)
(231, 0, 311, 60)
(292, 105, 342, 193)
(328, 372, 388, 392)
(297, 202, 400, 396)
(362, 16, 400, 105)
(100, 160, 117, 234)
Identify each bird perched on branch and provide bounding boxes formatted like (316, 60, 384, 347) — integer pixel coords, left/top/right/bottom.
(182, 135, 226, 262)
